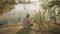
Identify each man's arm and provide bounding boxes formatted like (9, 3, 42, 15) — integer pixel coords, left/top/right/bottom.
(28, 18, 33, 26)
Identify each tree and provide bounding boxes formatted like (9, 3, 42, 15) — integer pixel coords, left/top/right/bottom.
(33, 11, 42, 24)
(0, 0, 16, 15)
(41, 0, 60, 24)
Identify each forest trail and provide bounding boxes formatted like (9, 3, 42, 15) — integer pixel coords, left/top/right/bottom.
(0, 23, 53, 34)
(0, 23, 23, 34)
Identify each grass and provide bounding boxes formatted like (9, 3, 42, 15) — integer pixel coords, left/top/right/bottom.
(5, 23, 21, 27)
(35, 21, 60, 34)
(17, 27, 31, 34)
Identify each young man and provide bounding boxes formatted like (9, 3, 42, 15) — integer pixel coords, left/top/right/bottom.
(22, 13, 32, 28)
(22, 13, 33, 34)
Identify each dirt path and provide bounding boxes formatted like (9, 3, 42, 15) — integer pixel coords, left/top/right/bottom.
(30, 23, 53, 34)
(0, 23, 53, 34)
(0, 23, 23, 34)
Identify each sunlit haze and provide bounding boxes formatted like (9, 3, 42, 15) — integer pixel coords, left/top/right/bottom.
(1, 0, 42, 18)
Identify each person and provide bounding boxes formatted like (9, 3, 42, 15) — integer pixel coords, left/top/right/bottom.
(17, 13, 33, 34)
(22, 13, 33, 28)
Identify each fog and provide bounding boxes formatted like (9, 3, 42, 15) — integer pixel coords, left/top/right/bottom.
(0, 0, 41, 24)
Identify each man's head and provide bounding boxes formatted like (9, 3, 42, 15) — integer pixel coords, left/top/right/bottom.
(26, 13, 30, 18)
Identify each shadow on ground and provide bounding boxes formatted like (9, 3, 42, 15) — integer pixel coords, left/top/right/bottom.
(16, 27, 31, 34)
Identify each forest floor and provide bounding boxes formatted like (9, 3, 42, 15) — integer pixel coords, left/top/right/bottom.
(0, 22, 23, 34)
(0, 22, 54, 34)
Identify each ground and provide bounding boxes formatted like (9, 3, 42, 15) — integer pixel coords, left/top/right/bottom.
(0, 23, 53, 34)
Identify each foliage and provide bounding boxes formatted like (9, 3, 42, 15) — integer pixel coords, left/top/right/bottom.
(0, 0, 16, 15)
(33, 0, 60, 34)
(33, 11, 43, 24)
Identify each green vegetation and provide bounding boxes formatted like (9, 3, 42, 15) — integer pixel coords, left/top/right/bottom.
(33, 0, 60, 34)
(0, 0, 16, 15)
(0, 0, 60, 34)
(6, 23, 20, 27)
